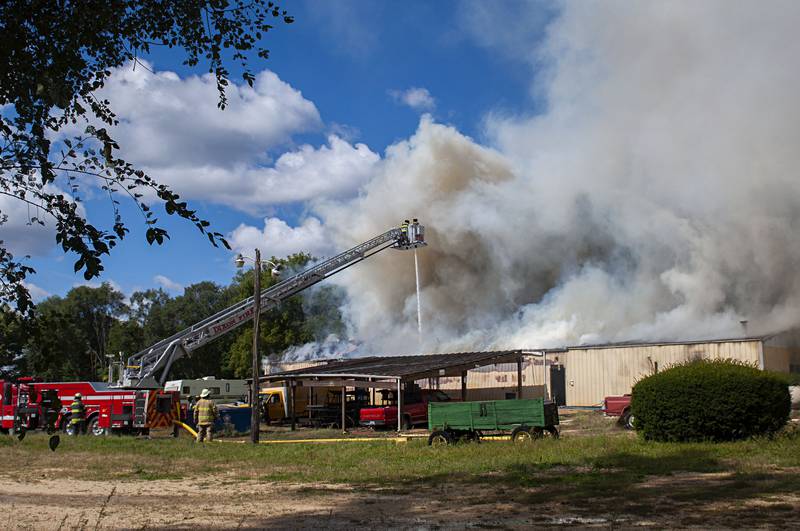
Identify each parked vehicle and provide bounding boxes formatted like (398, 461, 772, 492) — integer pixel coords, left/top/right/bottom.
(307, 389, 370, 429)
(427, 398, 559, 445)
(602, 394, 634, 429)
(360, 387, 452, 429)
(2, 378, 180, 436)
(1, 378, 42, 435)
(260, 385, 308, 424)
(1, 379, 62, 449)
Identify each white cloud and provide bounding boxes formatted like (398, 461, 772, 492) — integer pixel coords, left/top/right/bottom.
(0, 184, 86, 257)
(389, 87, 436, 111)
(66, 62, 381, 214)
(229, 217, 334, 260)
(72, 279, 125, 293)
(23, 282, 51, 302)
(101, 62, 321, 169)
(155, 134, 379, 214)
(153, 275, 183, 293)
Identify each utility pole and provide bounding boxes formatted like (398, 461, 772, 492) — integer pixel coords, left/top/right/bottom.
(251, 248, 262, 444)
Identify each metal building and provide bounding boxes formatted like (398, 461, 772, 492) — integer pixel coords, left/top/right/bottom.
(264, 330, 800, 408)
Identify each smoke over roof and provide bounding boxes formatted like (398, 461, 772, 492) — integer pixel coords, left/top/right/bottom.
(309, 2, 800, 355)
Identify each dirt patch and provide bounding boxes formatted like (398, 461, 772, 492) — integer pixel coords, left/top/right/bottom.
(2, 471, 799, 529)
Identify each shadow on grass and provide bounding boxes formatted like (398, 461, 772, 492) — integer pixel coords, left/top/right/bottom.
(242, 449, 800, 529)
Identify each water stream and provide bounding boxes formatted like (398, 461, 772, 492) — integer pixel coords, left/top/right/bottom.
(414, 248, 422, 344)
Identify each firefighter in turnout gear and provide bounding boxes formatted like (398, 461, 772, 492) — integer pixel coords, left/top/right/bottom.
(194, 388, 219, 442)
(400, 219, 410, 243)
(70, 393, 86, 435)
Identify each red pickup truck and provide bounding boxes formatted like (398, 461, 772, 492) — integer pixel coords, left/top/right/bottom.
(360, 388, 453, 429)
(602, 394, 634, 429)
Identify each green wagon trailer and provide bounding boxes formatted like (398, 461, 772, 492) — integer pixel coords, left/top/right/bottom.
(427, 398, 559, 445)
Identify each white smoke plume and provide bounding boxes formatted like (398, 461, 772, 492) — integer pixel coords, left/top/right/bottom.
(309, 1, 800, 354)
(278, 335, 363, 362)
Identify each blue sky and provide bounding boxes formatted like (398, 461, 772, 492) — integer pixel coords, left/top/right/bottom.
(18, 0, 556, 301)
(8, 1, 800, 349)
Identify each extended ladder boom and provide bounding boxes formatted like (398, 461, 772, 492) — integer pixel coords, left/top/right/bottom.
(121, 221, 426, 388)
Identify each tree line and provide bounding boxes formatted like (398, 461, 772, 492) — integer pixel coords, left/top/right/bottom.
(0, 253, 345, 382)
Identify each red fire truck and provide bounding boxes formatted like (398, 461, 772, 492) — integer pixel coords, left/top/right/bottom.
(1, 378, 41, 435)
(1, 378, 179, 436)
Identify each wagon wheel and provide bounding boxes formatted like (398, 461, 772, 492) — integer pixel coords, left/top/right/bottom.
(511, 426, 534, 444)
(458, 431, 480, 444)
(529, 427, 545, 439)
(428, 430, 452, 446)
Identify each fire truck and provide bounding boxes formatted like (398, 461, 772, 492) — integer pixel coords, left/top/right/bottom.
(3, 220, 427, 438)
(35, 382, 179, 436)
(1, 378, 41, 435)
(1, 378, 179, 437)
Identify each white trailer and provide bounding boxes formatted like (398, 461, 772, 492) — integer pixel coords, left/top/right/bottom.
(164, 376, 248, 403)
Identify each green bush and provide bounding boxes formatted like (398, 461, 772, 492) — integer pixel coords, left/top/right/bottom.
(631, 359, 791, 442)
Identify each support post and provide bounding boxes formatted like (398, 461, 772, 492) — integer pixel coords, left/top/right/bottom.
(461, 371, 467, 402)
(250, 248, 261, 444)
(517, 355, 523, 399)
(397, 378, 402, 432)
(289, 379, 296, 431)
(341, 386, 346, 434)
(543, 351, 549, 400)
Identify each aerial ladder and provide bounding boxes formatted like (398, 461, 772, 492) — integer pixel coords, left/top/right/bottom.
(120, 220, 427, 388)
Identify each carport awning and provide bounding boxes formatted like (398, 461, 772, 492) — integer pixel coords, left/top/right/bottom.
(261, 349, 535, 383)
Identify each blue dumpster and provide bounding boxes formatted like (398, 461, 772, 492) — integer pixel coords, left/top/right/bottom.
(215, 404, 252, 435)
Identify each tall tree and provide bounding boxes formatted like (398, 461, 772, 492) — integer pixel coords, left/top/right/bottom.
(26, 283, 126, 380)
(0, 1, 293, 315)
(0, 308, 29, 376)
(65, 284, 127, 375)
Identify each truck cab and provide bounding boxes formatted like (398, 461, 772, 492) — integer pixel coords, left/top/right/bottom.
(360, 386, 452, 429)
(602, 394, 634, 429)
(260, 385, 308, 424)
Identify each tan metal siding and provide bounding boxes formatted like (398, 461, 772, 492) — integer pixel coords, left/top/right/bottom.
(564, 341, 761, 406)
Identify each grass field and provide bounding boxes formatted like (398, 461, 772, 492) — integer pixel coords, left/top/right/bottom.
(1, 413, 799, 528)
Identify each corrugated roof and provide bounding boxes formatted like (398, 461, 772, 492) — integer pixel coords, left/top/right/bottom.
(263, 349, 526, 381)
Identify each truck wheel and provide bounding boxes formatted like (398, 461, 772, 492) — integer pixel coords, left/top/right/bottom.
(428, 430, 452, 446)
(511, 426, 534, 444)
(89, 417, 107, 437)
(544, 426, 560, 439)
(620, 410, 635, 430)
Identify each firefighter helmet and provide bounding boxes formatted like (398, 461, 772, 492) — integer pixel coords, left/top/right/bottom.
(200, 388, 211, 398)
(74, 393, 82, 399)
